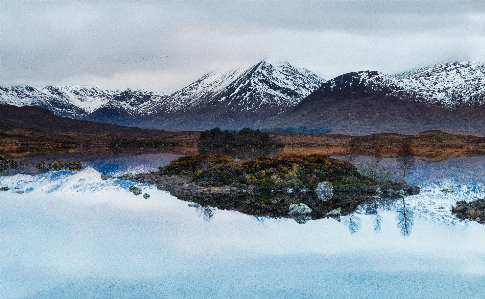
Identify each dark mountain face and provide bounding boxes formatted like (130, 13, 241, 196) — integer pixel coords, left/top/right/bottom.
(0, 104, 130, 133)
(269, 71, 485, 135)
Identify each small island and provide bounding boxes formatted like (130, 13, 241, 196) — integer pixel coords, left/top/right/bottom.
(452, 200, 485, 224)
(136, 154, 419, 223)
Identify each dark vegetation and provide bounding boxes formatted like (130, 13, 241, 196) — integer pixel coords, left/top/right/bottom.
(452, 200, 485, 224)
(198, 127, 283, 159)
(0, 155, 19, 173)
(108, 137, 178, 151)
(0, 104, 197, 157)
(36, 160, 82, 171)
(136, 154, 419, 221)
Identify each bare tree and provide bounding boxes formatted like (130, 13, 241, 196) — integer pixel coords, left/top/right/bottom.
(346, 137, 359, 163)
(196, 205, 214, 222)
(365, 135, 382, 180)
(396, 138, 415, 179)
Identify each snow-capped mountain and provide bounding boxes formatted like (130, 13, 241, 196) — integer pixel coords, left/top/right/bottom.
(165, 68, 248, 113)
(306, 62, 485, 109)
(0, 85, 117, 116)
(0, 85, 169, 126)
(168, 60, 325, 112)
(313, 71, 400, 96)
(394, 61, 485, 107)
(3, 60, 485, 133)
(270, 69, 485, 135)
(0, 61, 324, 129)
(149, 60, 325, 130)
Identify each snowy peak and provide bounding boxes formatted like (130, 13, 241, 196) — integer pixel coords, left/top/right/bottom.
(243, 60, 326, 104)
(0, 85, 169, 117)
(312, 62, 485, 108)
(107, 89, 169, 116)
(169, 60, 325, 112)
(167, 68, 247, 112)
(166, 60, 326, 113)
(314, 71, 400, 97)
(395, 61, 485, 107)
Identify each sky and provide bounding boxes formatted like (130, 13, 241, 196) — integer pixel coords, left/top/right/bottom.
(1, 0, 485, 93)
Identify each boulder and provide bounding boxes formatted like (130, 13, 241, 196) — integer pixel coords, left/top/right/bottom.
(289, 203, 312, 224)
(315, 181, 333, 201)
(129, 186, 142, 196)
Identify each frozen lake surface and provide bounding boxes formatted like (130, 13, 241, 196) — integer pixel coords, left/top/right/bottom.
(2, 154, 485, 298)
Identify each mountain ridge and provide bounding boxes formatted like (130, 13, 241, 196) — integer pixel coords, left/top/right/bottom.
(2, 60, 485, 134)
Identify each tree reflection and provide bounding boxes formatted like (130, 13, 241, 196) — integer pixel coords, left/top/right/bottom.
(344, 213, 362, 234)
(363, 202, 382, 233)
(188, 203, 215, 222)
(373, 214, 383, 232)
(396, 198, 414, 237)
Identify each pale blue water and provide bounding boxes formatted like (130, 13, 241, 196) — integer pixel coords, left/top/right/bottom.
(2, 154, 485, 299)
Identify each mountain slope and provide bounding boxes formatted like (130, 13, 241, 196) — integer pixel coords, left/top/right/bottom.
(0, 61, 324, 130)
(0, 86, 170, 126)
(395, 61, 485, 107)
(3, 60, 485, 134)
(156, 60, 325, 130)
(270, 71, 485, 135)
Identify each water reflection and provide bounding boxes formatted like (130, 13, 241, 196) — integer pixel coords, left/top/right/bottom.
(363, 202, 383, 233)
(188, 203, 215, 222)
(3, 156, 485, 298)
(344, 213, 362, 234)
(396, 198, 415, 237)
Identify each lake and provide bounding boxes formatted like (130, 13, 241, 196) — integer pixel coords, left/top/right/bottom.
(2, 153, 485, 298)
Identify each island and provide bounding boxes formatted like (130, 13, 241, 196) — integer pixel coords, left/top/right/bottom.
(135, 154, 419, 223)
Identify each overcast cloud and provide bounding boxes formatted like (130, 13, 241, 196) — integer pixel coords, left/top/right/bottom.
(1, 0, 485, 92)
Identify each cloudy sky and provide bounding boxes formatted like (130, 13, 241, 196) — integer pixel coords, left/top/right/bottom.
(1, 0, 485, 92)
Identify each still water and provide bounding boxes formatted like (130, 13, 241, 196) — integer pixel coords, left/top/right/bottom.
(1, 154, 485, 298)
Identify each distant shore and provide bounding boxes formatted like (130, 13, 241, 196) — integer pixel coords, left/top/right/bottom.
(2, 129, 485, 161)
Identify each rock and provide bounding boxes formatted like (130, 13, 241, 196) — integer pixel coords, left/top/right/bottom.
(101, 173, 111, 180)
(315, 181, 333, 201)
(143, 193, 150, 199)
(0, 186, 10, 191)
(326, 208, 341, 222)
(129, 186, 142, 196)
(327, 207, 341, 217)
(289, 203, 312, 224)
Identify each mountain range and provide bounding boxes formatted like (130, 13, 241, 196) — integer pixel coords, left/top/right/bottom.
(2, 60, 485, 135)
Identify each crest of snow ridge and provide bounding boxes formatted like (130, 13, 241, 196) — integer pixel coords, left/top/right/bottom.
(166, 60, 326, 112)
(318, 62, 485, 108)
(0, 85, 169, 116)
(394, 61, 485, 107)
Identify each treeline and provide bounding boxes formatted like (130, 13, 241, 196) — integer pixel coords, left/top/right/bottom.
(198, 128, 283, 159)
